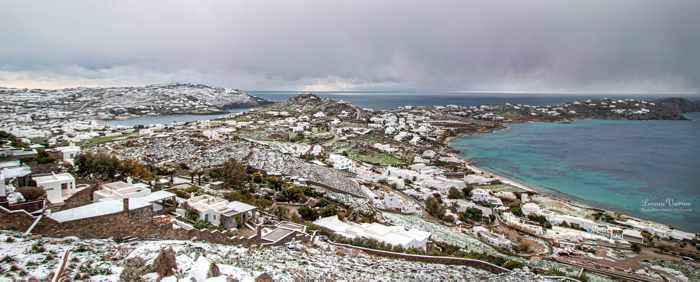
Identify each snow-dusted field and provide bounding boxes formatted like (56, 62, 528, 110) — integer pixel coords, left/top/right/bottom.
(0, 231, 557, 282)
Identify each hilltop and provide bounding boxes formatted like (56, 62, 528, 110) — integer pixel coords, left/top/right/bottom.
(0, 83, 271, 120)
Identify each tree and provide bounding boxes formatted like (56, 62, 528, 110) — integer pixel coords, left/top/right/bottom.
(273, 206, 289, 219)
(502, 260, 524, 270)
(120, 159, 154, 182)
(528, 214, 551, 229)
(221, 159, 247, 189)
(276, 188, 305, 203)
(298, 206, 319, 221)
(460, 207, 483, 222)
(508, 202, 523, 217)
(462, 185, 474, 198)
(74, 152, 121, 179)
(631, 243, 641, 253)
(319, 204, 337, 217)
(36, 149, 55, 164)
(425, 196, 446, 219)
(448, 187, 463, 199)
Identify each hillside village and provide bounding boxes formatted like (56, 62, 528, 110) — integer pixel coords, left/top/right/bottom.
(1, 86, 699, 282)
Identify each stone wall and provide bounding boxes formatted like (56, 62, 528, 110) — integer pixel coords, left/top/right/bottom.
(327, 241, 510, 274)
(4, 198, 45, 213)
(55, 185, 97, 211)
(0, 206, 248, 246)
(30, 206, 155, 238)
(0, 209, 35, 232)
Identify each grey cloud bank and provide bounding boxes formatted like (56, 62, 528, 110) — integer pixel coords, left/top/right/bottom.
(1, 0, 699, 94)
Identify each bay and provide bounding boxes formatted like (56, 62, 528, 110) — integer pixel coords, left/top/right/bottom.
(450, 112, 700, 232)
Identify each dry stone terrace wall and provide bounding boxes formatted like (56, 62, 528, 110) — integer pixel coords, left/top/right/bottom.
(327, 241, 510, 274)
(104, 137, 366, 197)
(244, 148, 365, 197)
(0, 207, 246, 245)
(54, 185, 97, 211)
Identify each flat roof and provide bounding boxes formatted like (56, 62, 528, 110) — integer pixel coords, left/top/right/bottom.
(226, 201, 256, 213)
(49, 190, 174, 223)
(34, 173, 75, 184)
(262, 228, 295, 243)
(0, 160, 22, 169)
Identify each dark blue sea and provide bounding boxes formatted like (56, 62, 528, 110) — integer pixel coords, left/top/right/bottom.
(249, 90, 674, 110)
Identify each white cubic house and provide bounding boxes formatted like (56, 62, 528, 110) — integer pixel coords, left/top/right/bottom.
(93, 180, 151, 201)
(182, 195, 257, 229)
(55, 144, 81, 165)
(33, 173, 77, 205)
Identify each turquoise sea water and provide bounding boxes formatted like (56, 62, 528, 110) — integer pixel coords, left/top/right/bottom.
(450, 112, 700, 232)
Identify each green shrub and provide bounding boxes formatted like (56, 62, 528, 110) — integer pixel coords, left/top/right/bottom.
(1, 256, 14, 263)
(31, 242, 46, 253)
(503, 260, 524, 270)
(298, 206, 319, 221)
(448, 187, 463, 199)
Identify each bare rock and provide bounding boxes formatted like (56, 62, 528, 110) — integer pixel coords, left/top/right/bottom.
(152, 247, 178, 278)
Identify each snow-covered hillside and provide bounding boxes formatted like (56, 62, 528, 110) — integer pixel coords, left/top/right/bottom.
(0, 231, 551, 282)
(0, 83, 271, 119)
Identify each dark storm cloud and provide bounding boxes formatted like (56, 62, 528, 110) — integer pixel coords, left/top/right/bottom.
(0, 0, 698, 93)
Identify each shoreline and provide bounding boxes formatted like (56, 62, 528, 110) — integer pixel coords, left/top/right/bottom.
(445, 123, 697, 234)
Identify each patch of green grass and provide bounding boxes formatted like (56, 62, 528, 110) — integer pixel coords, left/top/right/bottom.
(80, 134, 134, 147)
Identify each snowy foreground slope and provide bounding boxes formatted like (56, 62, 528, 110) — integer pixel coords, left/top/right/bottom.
(0, 231, 553, 282)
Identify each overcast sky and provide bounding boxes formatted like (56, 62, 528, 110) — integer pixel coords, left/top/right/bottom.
(1, 0, 699, 94)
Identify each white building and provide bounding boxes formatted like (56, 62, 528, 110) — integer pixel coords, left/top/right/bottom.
(33, 173, 77, 205)
(55, 144, 81, 165)
(49, 190, 175, 223)
(372, 143, 398, 153)
(422, 150, 436, 159)
(0, 160, 31, 179)
(621, 219, 696, 241)
(471, 188, 503, 206)
(453, 199, 493, 218)
(93, 180, 151, 201)
(314, 215, 431, 250)
(522, 202, 541, 216)
(328, 153, 353, 171)
(473, 226, 512, 249)
(183, 195, 257, 229)
(383, 194, 403, 210)
(0, 171, 7, 200)
(622, 229, 644, 244)
(501, 212, 545, 236)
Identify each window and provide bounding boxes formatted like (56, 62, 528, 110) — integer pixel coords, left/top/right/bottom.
(61, 183, 68, 190)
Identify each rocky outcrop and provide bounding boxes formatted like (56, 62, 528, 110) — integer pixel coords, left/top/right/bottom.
(275, 93, 369, 120)
(244, 148, 365, 197)
(654, 97, 700, 113)
(648, 97, 700, 120)
(152, 247, 178, 278)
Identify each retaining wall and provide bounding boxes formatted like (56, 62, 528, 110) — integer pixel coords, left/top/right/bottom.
(326, 241, 510, 274)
